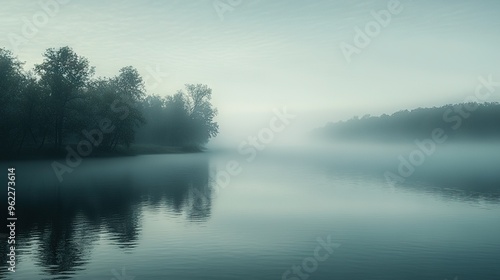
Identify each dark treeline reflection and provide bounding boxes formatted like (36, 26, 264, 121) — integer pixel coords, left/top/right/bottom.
(0, 155, 212, 277)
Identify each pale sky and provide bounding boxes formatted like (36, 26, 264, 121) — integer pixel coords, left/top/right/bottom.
(2, 0, 500, 145)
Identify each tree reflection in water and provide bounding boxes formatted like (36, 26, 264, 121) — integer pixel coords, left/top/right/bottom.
(0, 155, 212, 277)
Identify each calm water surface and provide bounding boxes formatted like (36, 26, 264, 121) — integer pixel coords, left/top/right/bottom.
(1, 144, 499, 279)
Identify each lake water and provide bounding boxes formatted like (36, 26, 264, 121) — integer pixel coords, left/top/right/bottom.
(1, 144, 500, 279)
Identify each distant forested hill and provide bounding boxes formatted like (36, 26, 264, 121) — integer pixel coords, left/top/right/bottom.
(316, 102, 500, 142)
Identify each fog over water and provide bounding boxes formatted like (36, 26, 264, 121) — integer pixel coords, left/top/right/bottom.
(2, 142, 500, 279)
(2, 1, 500, 279)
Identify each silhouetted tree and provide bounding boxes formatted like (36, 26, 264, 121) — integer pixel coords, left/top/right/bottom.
(137, 84, 219, 148)
(34, 46, 94, 150)
(15, 74, 49, 152)
(139, 94, 168, 144)
(163, 91, 192, 146)
(1, 47, 218, 157)
(84, 67, 146, 150)
(184, 84, 219, 146)
(108, 66, 146, 149)
(0, 48, 24, 154)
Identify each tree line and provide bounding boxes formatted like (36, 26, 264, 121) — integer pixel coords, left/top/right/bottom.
(316, 103, 500, 142)
(0, 46, 218, 157)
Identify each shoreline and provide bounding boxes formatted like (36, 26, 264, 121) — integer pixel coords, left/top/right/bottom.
(0, 144, 204, 161)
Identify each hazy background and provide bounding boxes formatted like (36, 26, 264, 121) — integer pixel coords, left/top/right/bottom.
(2, 0, 500, 146)
(2, 3, 500, 278)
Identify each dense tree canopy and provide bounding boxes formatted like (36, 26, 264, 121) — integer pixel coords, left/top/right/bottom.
(0, 48, 32, 153)
(137, 84, 219, 147)
(35, 46, 95, 150)
(0, 46, 219, 158)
